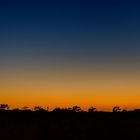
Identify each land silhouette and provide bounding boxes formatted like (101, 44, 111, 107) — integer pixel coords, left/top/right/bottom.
(1, 104, 140, 140)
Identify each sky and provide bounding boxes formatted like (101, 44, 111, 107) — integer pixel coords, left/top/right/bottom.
(1, 0, 140, 111)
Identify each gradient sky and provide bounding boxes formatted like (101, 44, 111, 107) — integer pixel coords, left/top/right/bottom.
(1, 0, 140, 111)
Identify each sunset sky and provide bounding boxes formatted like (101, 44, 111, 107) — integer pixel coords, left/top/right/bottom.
(1, 0, 140, 111)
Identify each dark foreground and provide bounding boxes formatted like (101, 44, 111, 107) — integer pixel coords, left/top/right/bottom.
(1, 111, 140, 140)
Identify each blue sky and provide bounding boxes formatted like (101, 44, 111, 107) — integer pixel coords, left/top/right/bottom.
(0, 0, 140, 70)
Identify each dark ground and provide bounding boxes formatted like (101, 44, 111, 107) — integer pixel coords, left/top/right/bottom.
(1, 111, 140, 140)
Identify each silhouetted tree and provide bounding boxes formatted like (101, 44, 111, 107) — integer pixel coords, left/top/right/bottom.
(22, 106, 31, 111)
(72, 106, 82, 112)
(67, 107, 72, 111)
(12, 108, 21, 111)
(122, 109, 127, 112)
(112, 106, 121, 112)
(34, 106, 47, 112)
(52, 107, 62, 113)
(63, 107, 75, 112)
(132, 109, 140, 112)
(0, 104, 9, 110)
(46, 107, 49, 111)
(88, 107, 97, 112)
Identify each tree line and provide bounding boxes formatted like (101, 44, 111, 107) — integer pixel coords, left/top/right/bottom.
(1, 104, 140, 113)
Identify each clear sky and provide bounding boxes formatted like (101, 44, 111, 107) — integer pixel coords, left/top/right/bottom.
(1, 0, 140, 110)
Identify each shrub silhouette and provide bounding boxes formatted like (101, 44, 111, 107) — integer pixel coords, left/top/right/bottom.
(122, 109, 127, 112)
(52, 107, 62, 113)
(0, 104, 10, 110)
(132, 109, 140, 112)
(20, 106, 33, 113)
(72, 106, 82, 112)
(112, 106, 121, 112)
(88, 107, 97, 112)
(22, 106, 30, 111)
(34, 106, 47, 112)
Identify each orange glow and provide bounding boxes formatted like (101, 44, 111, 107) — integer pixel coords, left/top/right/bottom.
(1, 67, 140, 111)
